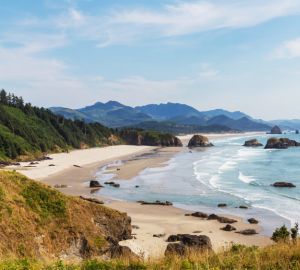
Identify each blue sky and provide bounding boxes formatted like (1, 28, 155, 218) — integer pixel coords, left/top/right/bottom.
(1, 0, 300, 120)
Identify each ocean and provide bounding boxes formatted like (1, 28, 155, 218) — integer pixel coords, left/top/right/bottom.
(94, 133, 300, 235)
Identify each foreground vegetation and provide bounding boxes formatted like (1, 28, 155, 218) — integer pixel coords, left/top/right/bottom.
(2, 239, 300, 269)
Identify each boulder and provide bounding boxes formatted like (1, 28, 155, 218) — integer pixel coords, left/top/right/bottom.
(271, 182, 296, 187)
(218, 203, 227, 207)
(207, 214, 219, 220)
(54, 184, 68, 188)
(191, 212, 208, 218)
(111, 184, 120, 187)
(239, 206, 248, 209)
(135, 186, 139, 188)
(104, 182, 115, 185)
(165, 243, 187, 256)
(236, 229, 257, 235)
(90, 180, 103, 188)
(279, 138, 300, 147)
(264, 137, 287, 149)
(153, 234, 166, 238)
(193, 231, 202, 233)
(181, 235, 213, 252)
(188, 135, 214, 147)
(167, 234, 189, 242)
(248, 218, 259, 224)
(218, 217, 237, 224)
(220, 224, 236, 231)
(243, 139, 263, 147)
(270, 126, 282, 134)
(49, 164, 56, 166)
(141, 200, 173, 206)
(111, 245, 138, 260)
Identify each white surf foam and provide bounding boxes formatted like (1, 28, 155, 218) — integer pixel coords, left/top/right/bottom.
(238, 171, 255, 183)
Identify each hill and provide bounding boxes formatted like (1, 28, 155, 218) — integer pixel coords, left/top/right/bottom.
(206, 115, 271, 131)
(168, 115, 207, 126)
(51, 101, 154, 128)
(135, 103, 205, 119)
(0, 170, 134, 262)
(121, 121, 234, 135)
(201, 109, 252, 120)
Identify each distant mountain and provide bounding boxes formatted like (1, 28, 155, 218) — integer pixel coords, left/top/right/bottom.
(201, 109, 252, 120)
(135, 103, 205, 119)
(207, 115, 271, 131)
(169, 115, 207, 126)
(50, 101, 153, 128)
(120, 121, 233, 135)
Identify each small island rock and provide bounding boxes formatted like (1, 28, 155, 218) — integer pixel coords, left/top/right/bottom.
(243, 139, 263, 147)
(218, 203, 227, 207)
(264, 137, 287, 149)
(188, 135, 214, 147)
(271, 182, 296, 187)
(270, 126, 282, 134)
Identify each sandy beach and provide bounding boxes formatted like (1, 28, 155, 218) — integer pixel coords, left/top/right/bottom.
(10, 132, 272, 257)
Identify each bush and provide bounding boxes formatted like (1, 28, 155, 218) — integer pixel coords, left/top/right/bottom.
(271, 224, 290, 242)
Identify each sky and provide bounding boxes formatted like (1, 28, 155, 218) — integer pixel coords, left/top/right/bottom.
(1, 0, 300, 120)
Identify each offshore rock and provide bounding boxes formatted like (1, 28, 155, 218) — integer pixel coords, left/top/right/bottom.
(188, 135, 214, 147)
(296, 130, 299, 134)
(243, 139, 263, 147)
(264, 137, 287, 149)
(270, 126, 282, 134)
(279, 138, 300, 147)
(271, 182, 296, 187)
(218, 203, 227, 207)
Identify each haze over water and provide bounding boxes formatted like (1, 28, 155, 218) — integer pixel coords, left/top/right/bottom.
(95, 134, 300, 232)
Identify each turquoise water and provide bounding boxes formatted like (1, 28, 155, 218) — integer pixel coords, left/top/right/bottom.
(94, 134, 300, 233)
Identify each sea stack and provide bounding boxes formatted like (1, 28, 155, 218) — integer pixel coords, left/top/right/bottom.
(264, 137, 287, 149)
(296, 130, 299, 134)
(188, 135, 214, 147)
(270, 126, 282, 134)
(243, 139, 263, 147)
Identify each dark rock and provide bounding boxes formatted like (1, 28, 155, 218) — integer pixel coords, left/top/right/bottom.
(218, 217, 237, 224)
(104, 182, 115, 185)
(193, 231, 202, 233)
(111, 245, 138, 259)
(239, 206, 248, 209)
(270, 126, 282, 134)
(243, 139, 263, 147)
(165, 243, 187, 256)
(188, 135, 214, 147)
(207, 214, 219, 220)
(153, 234, 166, 238)
(248, 218, 259, 224)
(49, 164, 56, 166)
(112, 184, 120, 187)
(165, 235, 213, 256)
(79, 196, 104, 204)
(90, 180, 104, 188)
(185, 214, 192, 216)
(271, 182, 296, 187)
(73, 165, 81, 168)
(236, 229, 257, 235)
(221, 224, 236, 231)
(279, 138, 300, 147)
(191, 212, 208, 218)
(141, 200, 173, 206)
(132, 225, 140, 229)
(167, 234, 188, 242)
(29, 162, 38, 165)
(117, 168, 120, 170)
(296, 130, 299, 134)
(264, 137, 287, 149)
(54, 184, 68, 188)
(135, 186, 139, 188)
(218, 203, 227, 207)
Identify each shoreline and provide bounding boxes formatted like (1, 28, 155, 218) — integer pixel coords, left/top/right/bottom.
(11, 132, 274, 256)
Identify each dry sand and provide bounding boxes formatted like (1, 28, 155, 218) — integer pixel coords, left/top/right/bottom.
(9, 133, 271, 257)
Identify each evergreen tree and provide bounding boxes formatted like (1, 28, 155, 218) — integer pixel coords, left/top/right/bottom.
(0, 89, 8, 105)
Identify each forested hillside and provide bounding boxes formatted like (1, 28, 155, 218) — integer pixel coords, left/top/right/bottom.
(0, 90, 122, 160)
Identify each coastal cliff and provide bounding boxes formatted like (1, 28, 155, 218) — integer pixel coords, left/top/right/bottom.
(0, 171, 134, 262)
(188, 135, 214, 147)
(120, 130, 183, 147)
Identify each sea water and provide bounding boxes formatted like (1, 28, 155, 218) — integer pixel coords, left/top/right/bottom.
(94, 133, 300, 234)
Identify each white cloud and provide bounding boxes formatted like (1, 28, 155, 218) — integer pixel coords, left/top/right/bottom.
(272, 38, 300, 59)
(47, 0, 300, 46)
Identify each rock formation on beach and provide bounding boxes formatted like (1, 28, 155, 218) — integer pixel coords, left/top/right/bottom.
(165, 234, 213, 256)
(271, 182, 296, 187)
(120, 130, 183, 147)
(188, 135, 214, 147)
(270, 126, 282, 134)
(264, 137, 300, 149)
(243, 139, 263, 147)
